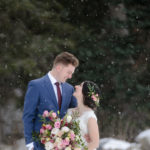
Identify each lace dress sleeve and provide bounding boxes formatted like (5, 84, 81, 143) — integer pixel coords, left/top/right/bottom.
(86, 111, 97, 121)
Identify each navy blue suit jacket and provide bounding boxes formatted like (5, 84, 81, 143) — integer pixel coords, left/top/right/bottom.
(23, 74, 77, 148)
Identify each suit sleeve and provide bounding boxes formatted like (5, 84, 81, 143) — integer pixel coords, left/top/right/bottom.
(22, 81, 39, 144)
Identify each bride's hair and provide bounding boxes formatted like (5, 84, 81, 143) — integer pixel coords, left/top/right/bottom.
(82, 81, 100, 110)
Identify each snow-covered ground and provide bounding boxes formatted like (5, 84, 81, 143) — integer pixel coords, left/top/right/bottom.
(100, 138, 131, 150)
(135, 129, 150, 150)
(136, 129, 150, 142)
(0, 138, 26, 150)
(97, 129, 150, 150)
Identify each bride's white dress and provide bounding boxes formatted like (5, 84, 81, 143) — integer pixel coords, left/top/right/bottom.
(68, 109, 97, 150)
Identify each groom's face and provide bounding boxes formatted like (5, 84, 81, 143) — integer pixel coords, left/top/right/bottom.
(57, 64, 75, 83)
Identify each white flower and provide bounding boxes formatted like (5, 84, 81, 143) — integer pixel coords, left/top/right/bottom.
(66, 115, 72, 123)
(70, 130, 74, 134)
(65, 146, 71, 150)
(51, 128, 59, 135)
(65, 137, 70, 141)
(55, 137, 62, 143)
(45, 142, 54, 150)
(75, 135, 80, 141)
(57, 142, 63, 150)
(61, 126, 70, 133)
(55, 138, 63, 149)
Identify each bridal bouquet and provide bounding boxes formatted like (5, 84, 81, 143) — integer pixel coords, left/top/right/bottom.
(33, 110, 87, 150)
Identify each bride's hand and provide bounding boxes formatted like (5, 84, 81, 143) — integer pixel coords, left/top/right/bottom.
(84, 134, 91, 143)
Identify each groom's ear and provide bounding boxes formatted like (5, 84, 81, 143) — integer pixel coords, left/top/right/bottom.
(56, 64, 62, 71)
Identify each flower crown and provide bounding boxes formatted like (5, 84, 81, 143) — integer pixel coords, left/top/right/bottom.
(88, 84, 100, 107)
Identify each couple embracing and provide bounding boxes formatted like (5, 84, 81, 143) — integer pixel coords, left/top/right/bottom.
(23, 52, 100, 150)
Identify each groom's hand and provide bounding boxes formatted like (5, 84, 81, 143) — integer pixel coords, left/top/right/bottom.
(26, 142, 34, 150)
(28, 147, 34, 150)
(84, 134, 91, 143)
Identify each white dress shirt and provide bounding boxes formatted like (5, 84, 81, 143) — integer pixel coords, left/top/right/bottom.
(48, 71, 62, 102)
(26, 72, 62, 150)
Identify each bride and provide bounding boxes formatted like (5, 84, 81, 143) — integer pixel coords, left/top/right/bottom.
(68, 81, 100, 150)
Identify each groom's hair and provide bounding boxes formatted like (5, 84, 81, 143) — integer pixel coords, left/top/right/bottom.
(53, 52, 79, 67)
(82, 81, 100, 110)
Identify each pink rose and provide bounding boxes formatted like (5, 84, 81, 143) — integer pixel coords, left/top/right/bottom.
(50, 139, 54, 143)
(57, 130, 63, 137)
(54, 121, 60, 128)
(40, 128, 45, 134)
(62, 139, 69, 146)
(96, 94, 99, 97)
(70, 132, 75, 141)
(91, 95, 97, 101)
(43, 110, 49, 117)
(45, 124, 52, 130)
(52, 112, 57, 118)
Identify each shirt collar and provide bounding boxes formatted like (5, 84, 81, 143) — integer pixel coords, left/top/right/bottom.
(48, 72, 58, 85)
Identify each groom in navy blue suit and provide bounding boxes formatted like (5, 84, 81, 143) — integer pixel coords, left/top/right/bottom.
(23, 52, 79, 150)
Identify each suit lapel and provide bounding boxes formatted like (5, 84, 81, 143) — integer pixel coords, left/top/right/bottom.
(44, 74, 59, 109)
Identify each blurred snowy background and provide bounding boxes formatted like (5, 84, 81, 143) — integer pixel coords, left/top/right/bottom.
(0, 0, 150, 149)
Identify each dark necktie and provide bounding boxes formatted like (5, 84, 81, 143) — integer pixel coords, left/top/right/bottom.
(55, 82, 62, 109)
